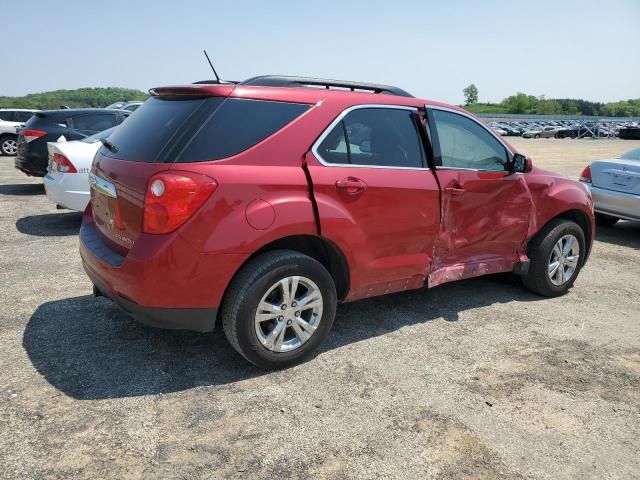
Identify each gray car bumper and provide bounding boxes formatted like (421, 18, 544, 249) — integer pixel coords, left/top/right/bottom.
(586, 184, 640, 222)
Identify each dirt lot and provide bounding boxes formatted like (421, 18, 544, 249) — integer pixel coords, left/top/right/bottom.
(1, 139, 639, 479)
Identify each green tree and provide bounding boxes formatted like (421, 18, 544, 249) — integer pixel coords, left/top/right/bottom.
(0, 87, 148, 110)
(463, 84, 479, 105)
(567, 101, 579, 115)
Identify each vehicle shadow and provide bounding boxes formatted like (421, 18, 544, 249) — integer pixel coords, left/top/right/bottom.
(16, 211, 82, 237)
(23, 274, 543, 400)
(0, 183, 44, 195)
(595, 220, 640, 249)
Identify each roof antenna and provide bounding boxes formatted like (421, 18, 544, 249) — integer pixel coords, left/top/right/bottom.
(203, 50, 221, 83)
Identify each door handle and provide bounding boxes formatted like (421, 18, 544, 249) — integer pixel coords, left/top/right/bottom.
(336, 178, 367, 194)
(445, 187, 465, 195)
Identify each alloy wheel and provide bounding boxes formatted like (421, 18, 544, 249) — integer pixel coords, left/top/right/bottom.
(548, 234, 580, 286)
(254, 275, 323, 352)
(2, 138, 17, 155)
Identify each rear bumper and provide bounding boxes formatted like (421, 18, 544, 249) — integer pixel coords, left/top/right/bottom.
(44, 173, 90, 211)
(84, 262, 217, 332)
(79, 209, 247, 332)
(14, 153, 46, 177)
(587, 184, 640, 222)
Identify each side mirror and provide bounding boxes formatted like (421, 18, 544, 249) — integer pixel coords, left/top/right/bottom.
(511, 153, 532, 173)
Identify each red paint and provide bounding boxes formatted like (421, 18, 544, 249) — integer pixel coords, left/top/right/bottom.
(429, 169, 532, 286)
(80, 82, 595, 316)
(245, 199, 276, 230)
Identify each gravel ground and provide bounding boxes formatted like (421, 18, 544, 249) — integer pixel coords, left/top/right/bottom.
(1, 139, 639, 479)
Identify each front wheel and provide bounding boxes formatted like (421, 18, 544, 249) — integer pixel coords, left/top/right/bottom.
(221, 250, 337, 368)
(522, 219, 586, 297)
(0, 135, 17, 156)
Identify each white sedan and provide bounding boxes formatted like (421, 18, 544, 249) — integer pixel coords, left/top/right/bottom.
(579, 146, 640, 225)
(44, 127, 116, 211)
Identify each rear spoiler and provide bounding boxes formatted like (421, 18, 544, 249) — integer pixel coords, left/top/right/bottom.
(149, 84, 236, 97)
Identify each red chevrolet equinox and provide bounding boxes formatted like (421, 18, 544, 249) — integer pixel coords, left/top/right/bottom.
(80, 75, 595, 368)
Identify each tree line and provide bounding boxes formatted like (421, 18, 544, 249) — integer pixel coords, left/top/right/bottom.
(463, 84, 640, 117)
(0, 87, 148, 110)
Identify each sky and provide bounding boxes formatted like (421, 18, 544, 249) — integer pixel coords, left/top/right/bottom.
(1, 0, 639, 104)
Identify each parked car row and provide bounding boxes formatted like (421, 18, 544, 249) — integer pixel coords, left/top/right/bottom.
(6, 75, 600, 368)
(488, 119, 640, 139)
(14, 108, 129, 176)
(0, 101, 142, 158)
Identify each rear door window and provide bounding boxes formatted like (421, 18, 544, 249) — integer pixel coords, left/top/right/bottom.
(70, 113, 119, 135)
(316, 107, 424, 168)
(15, 112, 34, 122)
(0, 111, 16, 121)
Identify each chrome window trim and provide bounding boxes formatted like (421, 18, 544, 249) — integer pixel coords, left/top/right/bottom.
(426, 105, 515, 173)
(310, 104, 426, 170)
(436, 166, 523, 175)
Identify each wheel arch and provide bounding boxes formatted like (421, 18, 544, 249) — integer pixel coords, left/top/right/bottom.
(534, 209, 593, 261)
(220, 235, 350, 309)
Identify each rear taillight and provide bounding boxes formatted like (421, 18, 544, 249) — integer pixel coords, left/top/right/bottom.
(142, 171, 217, 234)
(50, 153, 77, 173)
(20, 129, 46, 143)
(579, 165, 592, 183)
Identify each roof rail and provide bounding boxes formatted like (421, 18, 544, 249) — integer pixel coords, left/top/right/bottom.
(240, 75, 414, 97)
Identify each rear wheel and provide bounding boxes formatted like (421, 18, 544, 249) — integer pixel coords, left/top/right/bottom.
(221, 250, 337, 368)
(0, 135, 17, 156)
(534, 134, 541, 139)
(522, 219, 585, 297)
(595, 213, 618, 227)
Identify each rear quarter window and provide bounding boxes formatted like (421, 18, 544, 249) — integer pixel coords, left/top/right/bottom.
(174, 98, 310, 162)
(71, 113, 119, 133)
(100, 97, 310, 163)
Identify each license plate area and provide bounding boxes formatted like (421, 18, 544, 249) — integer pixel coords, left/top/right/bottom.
(89, 173, 118, 231)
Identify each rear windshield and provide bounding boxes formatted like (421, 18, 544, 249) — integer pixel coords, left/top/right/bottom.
(101, 96, 310, 163)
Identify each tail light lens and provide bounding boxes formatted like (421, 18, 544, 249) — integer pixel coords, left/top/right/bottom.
(50, 153, 77, 173)
(579, 165, 592, 183)
(142, 171, 217, 234)
(20, 129, 46, 143)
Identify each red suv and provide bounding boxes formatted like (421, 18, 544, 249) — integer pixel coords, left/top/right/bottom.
(80, 75, 595, 368)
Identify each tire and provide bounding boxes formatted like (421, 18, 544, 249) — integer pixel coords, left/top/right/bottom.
(534, 134, 541, 139)
(595, 213, 619, 227)
(0, 135, 18, 156)
(522, 219, 586, 297)
(221, 250, 337, 369)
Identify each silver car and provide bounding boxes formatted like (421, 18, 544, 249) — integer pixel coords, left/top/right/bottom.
(580, 146, 640, 225)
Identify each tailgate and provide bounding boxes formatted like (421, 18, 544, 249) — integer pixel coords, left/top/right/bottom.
(90, 153, 169, 254)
